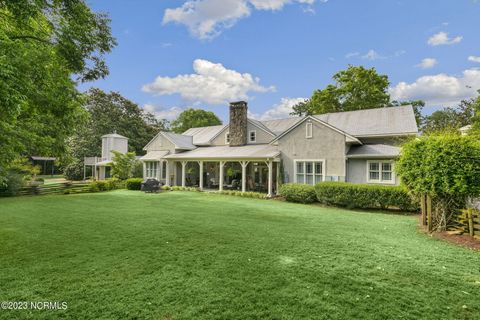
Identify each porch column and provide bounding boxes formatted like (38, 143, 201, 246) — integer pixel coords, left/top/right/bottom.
(276, 162, 280, 195)
(165, 160, 170, 186)
(267, 160, 273, 197)
(240, 161, 249, 192)
(198, 161, 204, 190)
(158, 161, 162, 181)
(143, 162, 147, 179)
(181, 161, 187, 187)
(219, 161, 225, 191)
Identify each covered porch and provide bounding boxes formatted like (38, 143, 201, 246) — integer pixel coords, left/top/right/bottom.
(164, 145, 281, 196)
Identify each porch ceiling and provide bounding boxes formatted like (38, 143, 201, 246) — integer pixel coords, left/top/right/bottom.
(164, 144, 280, 161)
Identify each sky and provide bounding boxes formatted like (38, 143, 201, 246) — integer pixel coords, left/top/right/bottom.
(83, 0, 480, 122)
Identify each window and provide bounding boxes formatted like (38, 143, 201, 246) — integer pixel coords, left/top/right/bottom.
(249, 130, 256, 143)
(367, 160, 395, 184)
(146, 162, 158, 178)
(295, 160, 324, 185)
(306, 122, 313, 138)
(225, 132, 230, 144)
(161, 161, 167, 180)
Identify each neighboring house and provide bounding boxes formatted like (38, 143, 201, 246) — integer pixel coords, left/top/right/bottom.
(141, 101, 418, 196)
(84, 132, 129, 180)
(460, 125, 472, 136)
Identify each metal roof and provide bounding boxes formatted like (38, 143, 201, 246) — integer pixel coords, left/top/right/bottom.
(162, 132, 196, 150)
(31, 156, 56, 161)
(347, 144, 400, 158)
(315, 105, 418, 137)
(101, 133, 128, 139)
(164, 144, 280, 160)
(182, 125, 227, 145)
(140, 150, 169, 161)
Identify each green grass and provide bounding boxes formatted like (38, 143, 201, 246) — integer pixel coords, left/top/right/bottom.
(1, 191, 480, 319)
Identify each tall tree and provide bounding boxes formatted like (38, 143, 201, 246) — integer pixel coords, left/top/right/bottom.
(422, 99, 475, 134)
(291, 65, 390, 116)
(171, 108, 222, 133)
(0, 0, 116, 181)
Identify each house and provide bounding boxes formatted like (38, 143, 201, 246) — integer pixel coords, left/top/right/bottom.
(141, 101, 418, 196)
(84, 132, 129, 180)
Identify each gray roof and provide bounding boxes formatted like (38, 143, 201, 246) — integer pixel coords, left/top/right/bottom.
(164, 144, 280, 160)
(261, 117, 302, 136)
(102, 133, 128, 139)
(140, 150, 169, 161)
(183, 125, 227, 145)
(347, 144, 400, 158)
(162, 132, 196, 150)
(31, 156, 56, 161)
(248, 118, 275, 136)
(315, 105, 418, 137)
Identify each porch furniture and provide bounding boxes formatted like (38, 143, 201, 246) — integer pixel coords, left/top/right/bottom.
(141, 179, 161, 193)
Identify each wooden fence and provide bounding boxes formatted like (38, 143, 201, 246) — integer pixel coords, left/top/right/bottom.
(420, 194, 480, 239)
(0, 181, 90, 197)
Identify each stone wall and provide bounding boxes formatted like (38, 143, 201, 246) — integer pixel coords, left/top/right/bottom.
(229, 101, 248, 146)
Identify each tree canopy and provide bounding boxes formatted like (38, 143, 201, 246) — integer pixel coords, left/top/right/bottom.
(0, 0, 116, 182)
(421, 98, 475, 134)
(171, 108, 222, 133)
(291, 65, 390, 116)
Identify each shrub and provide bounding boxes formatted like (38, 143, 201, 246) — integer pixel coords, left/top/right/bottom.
(396, 134, 480, 229)
(315, 182, 418, 212)
(217, 190, 268, 199)
(63, 159, 84, 181)
(88, 178, 126, 193)
(279, 183, 317, 204)
(126, 178, 143, 190)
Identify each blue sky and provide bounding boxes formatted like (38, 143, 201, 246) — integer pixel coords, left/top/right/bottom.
(83, 0, 480, 122)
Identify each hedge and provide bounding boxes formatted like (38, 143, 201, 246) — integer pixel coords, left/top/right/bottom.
(315, 182, 418, 212)
(279, 183, 317, 204)
(88, 178, 125, 192)
(216, 190, 269, 199)
(125, 178, 143, 190)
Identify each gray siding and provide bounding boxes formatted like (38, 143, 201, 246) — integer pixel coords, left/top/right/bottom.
(277, 120, 347, 183)
(346, 159, 400, 185)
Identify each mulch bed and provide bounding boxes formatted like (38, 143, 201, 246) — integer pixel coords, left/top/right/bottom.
(416, 215, 480, 251)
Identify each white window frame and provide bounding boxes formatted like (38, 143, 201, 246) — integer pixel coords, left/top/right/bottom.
(306, 122, 313, 139)
(366, 160, 395, 184)
(249, 130, 257, 143)
(225, 132, 230, 144)
(293, 159, 325, 185)
(145, 161, 159, 179)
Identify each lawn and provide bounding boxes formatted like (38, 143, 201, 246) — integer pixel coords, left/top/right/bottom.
(1, 191, 480, 320)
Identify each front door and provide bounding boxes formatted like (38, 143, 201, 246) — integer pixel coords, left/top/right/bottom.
(253, 163, 268, 192)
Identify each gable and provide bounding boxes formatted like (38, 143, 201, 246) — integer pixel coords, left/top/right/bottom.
(143, 132, 176, 152)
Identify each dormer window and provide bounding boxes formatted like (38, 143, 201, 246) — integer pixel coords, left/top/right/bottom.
(306, 122, 313, 138)
(225, 132, 230, 144)
(249, 130, 256, 143)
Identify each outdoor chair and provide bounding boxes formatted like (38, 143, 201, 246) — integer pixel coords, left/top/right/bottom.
(141, 178, 161, 193)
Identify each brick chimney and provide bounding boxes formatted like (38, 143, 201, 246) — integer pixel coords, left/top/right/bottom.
(229, 101, 248, 146)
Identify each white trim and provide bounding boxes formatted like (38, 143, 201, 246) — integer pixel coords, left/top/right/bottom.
(293, 159, 326, 185)
(306, 122, 313, 139)
(225, 132, 230, 145)
(249, 130, 257, 143)
(270, 116, 362, 145)
(366, 160, 396, 185)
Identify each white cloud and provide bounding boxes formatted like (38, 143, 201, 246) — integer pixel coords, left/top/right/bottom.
(249, 97, 306, 120)
(427, 32, 462, 46)
(416, 58, 438, 69)
(389, 68, 480, 106)
(143, 104, 184, 120)
(468, 55, 480, 63)
(142, 59, 275, 105)
(362, 49, 385, 61)
(163, 0, 318, 39)
(345, 52, 359, 58)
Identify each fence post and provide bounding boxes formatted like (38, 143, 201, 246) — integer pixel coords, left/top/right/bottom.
(426, 195, 432, 232)
(468, 209, 474, 236)
(420, 194, 427, 226)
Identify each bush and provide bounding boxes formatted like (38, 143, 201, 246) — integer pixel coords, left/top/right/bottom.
(126, 178, 143, 190)
(88, 178, 126, 193)
(63, 159, 84, 181)
(217, 190, 268, 199)
(279, 183, 317, 204)
(315, 182, 418, 212)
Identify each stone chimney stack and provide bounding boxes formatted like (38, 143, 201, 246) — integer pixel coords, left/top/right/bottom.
(229, 101, 248, 147)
